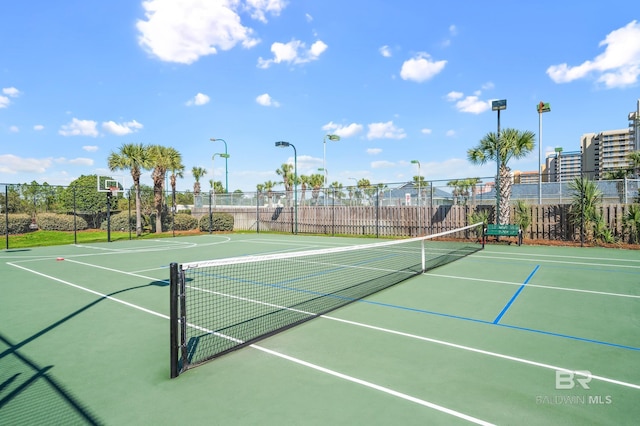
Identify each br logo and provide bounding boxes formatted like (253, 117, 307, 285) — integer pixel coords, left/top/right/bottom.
(555, 370, 592, 390)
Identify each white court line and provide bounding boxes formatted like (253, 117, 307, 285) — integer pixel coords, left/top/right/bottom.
(427, 273, 640, 299)
(21, 258, 640, 392)
(8, 260, 494, 425)
(3, 236, 233, 264)
(476, 253, 640, 270)
(477, 250, 640, 264)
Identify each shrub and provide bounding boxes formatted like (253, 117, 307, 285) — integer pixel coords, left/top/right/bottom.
(100, 212, 136, 232)
(198, 213, 234, 232)
(0, 214, 33, 234)
(172, 213, 198, 231)
(37, 213, 88, 231)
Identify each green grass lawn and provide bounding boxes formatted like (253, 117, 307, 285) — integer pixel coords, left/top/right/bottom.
(1, 229, 187, 249)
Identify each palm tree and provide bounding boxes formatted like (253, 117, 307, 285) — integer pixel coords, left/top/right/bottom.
(192, 167, 207, 198)
(276, 163, 295, 207)
(330, 181, 345, 202)
(627, 150, 640, 178)
(357, 178, 372, 204)
(256, 183, 265, 206)
(263, 180, 278, 207)
(468, 128, 535, 224)
(299, 175, 310, 205)
(169, 161, 184, 214)
(148, 145, 182, 233)
(108, 143, 150, 236)
(568, 176, 603, 243)
(309, 173, 324, 205)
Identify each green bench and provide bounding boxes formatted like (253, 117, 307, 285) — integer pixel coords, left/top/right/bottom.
(483, 224, 522, 246)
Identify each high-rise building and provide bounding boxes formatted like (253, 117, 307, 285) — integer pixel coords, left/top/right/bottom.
(546, 150, 582, 182)
(581, 128, 635, 179)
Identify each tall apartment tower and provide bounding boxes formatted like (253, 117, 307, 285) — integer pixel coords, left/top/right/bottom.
(581, 128, 635, 180)
(630, 98, 639, 151)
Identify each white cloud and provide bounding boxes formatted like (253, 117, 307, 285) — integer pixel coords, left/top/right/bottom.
(2, 87, 20, 97)
(9, 126, 19, 133)
(371, 160, 395, 169)
(305, 13, 313, 22)
(547, 20, 640, 88)
(367, 121, 406, 140)
(455, 96, 491, 114)
(0, 87, 20, 108)
(481, 81, 495, 91)
(256, 93, 280, 107)
(186, 93, 210, 106)
(449, 25, 457, 36)
(244, 0, 287, 23)
(257, 39, 327, 68)
(136, 0, 266, 64)
(34, 125, 44, 131)
(0, 154, 52, 174)
(83, 145, 99, 152)
(102, 120, 144, 136)
(400, 52, 447, 82)
(67, 157, 94, 166)
(421, 128, 432, 135)
(367, 148, 382, 155)
(446, 129, 456, 137)
(379, 45, 392, 57)
(59, 118, 99, 137)
(446, 91, 492, 114)
(322, 121, 364, 138)
(446, 91, 464, 101)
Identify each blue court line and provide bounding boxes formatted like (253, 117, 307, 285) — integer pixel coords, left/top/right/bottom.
(493, 265, 540, 324)
(189, 261, 640, 352)
(356, 298, 640, 352)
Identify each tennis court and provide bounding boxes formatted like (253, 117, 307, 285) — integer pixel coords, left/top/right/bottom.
(1, 233, 638, 425)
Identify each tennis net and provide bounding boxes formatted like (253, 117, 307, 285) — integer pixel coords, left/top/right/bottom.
(170, 223, 483, 377)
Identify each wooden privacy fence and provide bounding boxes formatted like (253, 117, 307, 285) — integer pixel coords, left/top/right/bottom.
(206, 203, 637, 242)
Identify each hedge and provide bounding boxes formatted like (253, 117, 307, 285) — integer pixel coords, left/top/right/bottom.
(198, 213, 234, 232)
(37, 213, 88, 231)
(0, 214, 33, 234)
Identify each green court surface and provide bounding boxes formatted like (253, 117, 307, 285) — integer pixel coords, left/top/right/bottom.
(1, 234, 638, 425)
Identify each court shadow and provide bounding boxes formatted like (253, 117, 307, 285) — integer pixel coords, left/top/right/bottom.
(0, 333, 102, 425)
(0, 279, 165, 424)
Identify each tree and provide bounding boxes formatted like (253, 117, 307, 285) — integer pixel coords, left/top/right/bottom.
(192, 167, 207, 197)
(148, 145, 182, 233)
(59, 175, 114, 228)
(108, 143, 150, 236)
(468, 128, 535, 224)
(627, 150, 640, 178)
(276, 163, 295, 207)
(262, 180, 278, 207)
(309, 173, 324, 205)
(330, 181, 345, 202)
(299, 175, 310, 205)
(169, 160, 185, 214)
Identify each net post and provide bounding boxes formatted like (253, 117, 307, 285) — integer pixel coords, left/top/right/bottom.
(420, 239, 426, 272)
(169, 262, 180, 378)
(482, 225, 486, 249)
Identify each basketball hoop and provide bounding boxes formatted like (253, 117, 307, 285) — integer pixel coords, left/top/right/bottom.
(108, 186, 119, 197)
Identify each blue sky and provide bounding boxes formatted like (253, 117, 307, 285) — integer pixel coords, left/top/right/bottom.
(1, 1, 639, 192)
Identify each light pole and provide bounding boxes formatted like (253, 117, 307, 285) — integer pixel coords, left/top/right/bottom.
(210, 138, 228, 193)
(318, 167, 328, 205)
(491, 99, 507, 225)
(537, 102, 551, 204)
(275, 141, 298, 234)
(411, 160, 421, 235)
(348, 177, 357, 205)
(323, 134, 340, 198)
(212, 153, 230, 196)
(555, 147, 563, 203)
